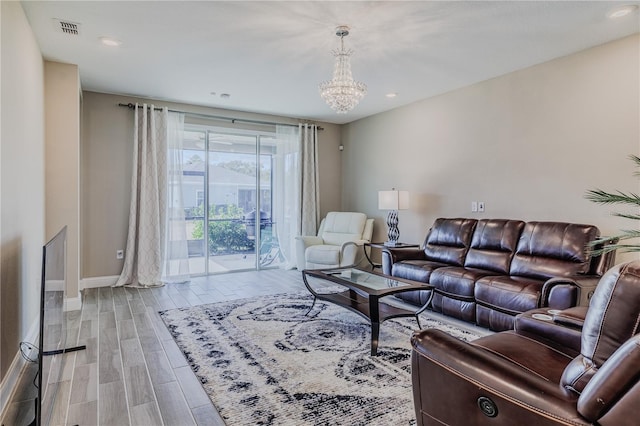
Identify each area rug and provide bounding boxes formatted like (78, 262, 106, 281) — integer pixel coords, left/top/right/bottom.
(159, 292, 483, 426)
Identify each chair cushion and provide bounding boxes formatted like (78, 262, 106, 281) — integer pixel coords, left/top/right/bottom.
(320, 212, 367, 246)
(472, 331, 575, 383)
(305, 245, 341, 266)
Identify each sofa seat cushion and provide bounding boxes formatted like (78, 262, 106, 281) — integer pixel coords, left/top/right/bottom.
(305, 245, 341, 266)
(475, 275, 545, 315)
(472, 331, 576, 383)
(430, 266, 498, 300)
(392, 260, 449, 283)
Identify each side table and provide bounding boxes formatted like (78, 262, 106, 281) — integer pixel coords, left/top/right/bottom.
(364, 242, 420, 270)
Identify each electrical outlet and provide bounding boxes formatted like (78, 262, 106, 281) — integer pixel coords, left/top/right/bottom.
(478, 202, 485, 212)
(471, 201, 478, 212)
(116, 249, 124, 259)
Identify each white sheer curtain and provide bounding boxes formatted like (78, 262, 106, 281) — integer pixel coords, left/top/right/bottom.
(115, 104, 189, 288)
(273, 123, 319, 269)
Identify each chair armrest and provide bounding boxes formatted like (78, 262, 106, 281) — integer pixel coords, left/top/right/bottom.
(553, 306, 587, 329)
(577, 334, 640, 423)
(412, 329, 584, 425)
(295, 235, 324, 247)
(340, 240, 368, 267)
(294, 236, 324, 270)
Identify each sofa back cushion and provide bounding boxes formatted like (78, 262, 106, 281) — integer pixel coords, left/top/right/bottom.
(509, 222, 598, 280)
(464, 219, 525, 274)
(320, 212, 367, 246)
(561, 261, 640, 394)
(423, 218, 477, 266)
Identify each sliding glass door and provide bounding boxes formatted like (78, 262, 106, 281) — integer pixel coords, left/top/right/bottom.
(182, 127, 283, 274)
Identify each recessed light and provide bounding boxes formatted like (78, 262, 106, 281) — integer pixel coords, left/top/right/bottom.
(385, 92, 398, 98)
(220, 93, 231, 99)
(100, 36, 122, 47)
(608, 5, 638, 19)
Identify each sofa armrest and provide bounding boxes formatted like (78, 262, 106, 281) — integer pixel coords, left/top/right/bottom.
(411, 329, 584, 426)
(381, 247, 425, 274)
(541, 276, 600, 309)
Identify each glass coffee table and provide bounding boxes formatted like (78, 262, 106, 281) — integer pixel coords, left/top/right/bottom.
(301, 267, 434, 356)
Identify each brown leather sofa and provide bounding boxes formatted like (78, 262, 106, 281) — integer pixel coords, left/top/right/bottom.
(410, 260, 640, 426)
(382, 218, 616, 331)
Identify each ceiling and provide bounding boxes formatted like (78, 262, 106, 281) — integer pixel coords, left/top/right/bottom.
(21, 1, 640, 125)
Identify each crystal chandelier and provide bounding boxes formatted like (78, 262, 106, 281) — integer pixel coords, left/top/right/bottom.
(319, 26, 367, 114)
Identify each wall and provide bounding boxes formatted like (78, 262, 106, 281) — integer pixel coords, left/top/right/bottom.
(45, 61, 81, 306)
(81, 92, 343, 278)
(0, 1, 45, 381)
(342, 34, 640, 264)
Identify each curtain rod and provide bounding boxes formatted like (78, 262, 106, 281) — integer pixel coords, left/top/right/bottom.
(117, 103, 323, 130)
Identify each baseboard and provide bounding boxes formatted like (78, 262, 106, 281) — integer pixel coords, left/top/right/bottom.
(64, 295, 82, 312)
(0, 317, 39, 419)
(80, 275, 118, 289)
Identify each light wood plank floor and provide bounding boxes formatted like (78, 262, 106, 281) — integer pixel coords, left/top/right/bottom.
(2, 268, 306, 426)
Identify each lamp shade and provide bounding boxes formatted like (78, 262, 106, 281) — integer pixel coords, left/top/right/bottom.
(378, 190, 409, 210)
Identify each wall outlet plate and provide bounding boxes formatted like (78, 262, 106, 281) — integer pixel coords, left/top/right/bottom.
(478, 202, 485, 212)
(116, 249, 124, 259)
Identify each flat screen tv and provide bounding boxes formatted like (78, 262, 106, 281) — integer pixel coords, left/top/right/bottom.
(30, 226, 84, 426)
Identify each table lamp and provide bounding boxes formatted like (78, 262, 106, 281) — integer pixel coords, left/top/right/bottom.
(378, 189, 409, 247)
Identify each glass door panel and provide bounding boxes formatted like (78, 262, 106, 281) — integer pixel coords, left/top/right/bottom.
(182, 130, 207, 275)
(207, 133, 257, 272)
(258, 136, 284, 268)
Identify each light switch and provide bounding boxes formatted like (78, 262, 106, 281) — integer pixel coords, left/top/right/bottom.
(471, 201, 478, 212)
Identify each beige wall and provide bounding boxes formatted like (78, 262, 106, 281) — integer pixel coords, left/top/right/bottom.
(0, 1, 45, 380)
(342, 34, 640, 264)
(45, 61, 81, 303)
(81, 92, 343, 278)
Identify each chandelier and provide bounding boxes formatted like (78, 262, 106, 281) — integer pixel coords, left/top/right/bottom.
(319, 26, 367, 114)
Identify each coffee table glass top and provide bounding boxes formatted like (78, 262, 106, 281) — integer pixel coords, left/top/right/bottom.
(318, 268, 417, 291)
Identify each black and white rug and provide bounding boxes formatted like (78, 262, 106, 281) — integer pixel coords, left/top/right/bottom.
(159, 292, 484, 426)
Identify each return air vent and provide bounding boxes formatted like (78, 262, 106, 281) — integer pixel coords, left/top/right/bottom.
(53, 18, 81, 36)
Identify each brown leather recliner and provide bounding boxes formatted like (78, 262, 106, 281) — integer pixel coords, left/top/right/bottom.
(410, 260, 640, 426)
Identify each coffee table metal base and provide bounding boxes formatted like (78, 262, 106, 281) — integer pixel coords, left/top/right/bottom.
(302, 270, 433, 356)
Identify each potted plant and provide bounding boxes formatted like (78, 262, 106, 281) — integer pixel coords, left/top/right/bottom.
(585, 155, 640, 255)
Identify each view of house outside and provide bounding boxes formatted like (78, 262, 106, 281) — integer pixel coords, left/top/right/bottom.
(180, 128, 284, 274)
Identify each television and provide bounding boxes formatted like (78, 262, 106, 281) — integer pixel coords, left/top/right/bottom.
(30, 226, 85, 426)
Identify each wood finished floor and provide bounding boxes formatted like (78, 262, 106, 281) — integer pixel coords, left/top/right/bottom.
(2, 268, 306, 426)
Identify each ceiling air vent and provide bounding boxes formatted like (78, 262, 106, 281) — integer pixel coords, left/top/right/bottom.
(53, 19, 81, 36)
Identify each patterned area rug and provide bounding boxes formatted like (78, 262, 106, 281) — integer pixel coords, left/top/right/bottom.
(159, 292, 483, 426)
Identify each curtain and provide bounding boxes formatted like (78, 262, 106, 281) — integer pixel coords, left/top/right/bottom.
(273, 124, 319, 269)
(300, 124, 320, 236)
(273, 125, 301, 269)
(115, 104, 189, 287)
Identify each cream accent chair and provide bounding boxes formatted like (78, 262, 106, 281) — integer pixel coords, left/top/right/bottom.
(295, 212, 374, 270)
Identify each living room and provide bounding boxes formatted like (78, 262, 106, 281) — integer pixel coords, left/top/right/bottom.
(2, 1, 640, 425)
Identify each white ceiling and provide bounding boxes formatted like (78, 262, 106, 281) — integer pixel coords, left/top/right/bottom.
(21, 1, 640, 125)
